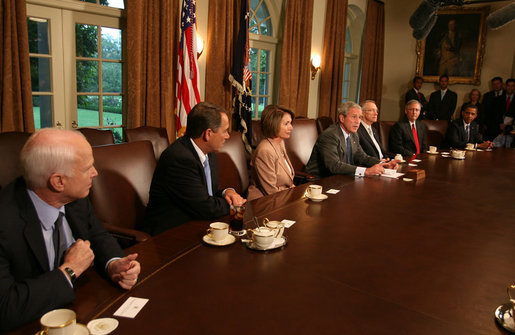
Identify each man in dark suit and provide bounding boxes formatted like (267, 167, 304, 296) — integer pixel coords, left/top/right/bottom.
(0, 129, 140, 332)
(445, 104, 493, 149)
(389, 100, 429, 156)
(405, 76, 427, 119)
(493, 79, 515, 147)
(305, 101, 397, 178)
(427, 74, 458, 121)
(482, 76, 504, 140)
(143, 102, 246, 236)
(357, 100, 389, 159)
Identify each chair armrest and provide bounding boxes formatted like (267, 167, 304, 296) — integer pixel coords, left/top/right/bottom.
(102, 223, 151, 243)
(294, 171, 316, 185)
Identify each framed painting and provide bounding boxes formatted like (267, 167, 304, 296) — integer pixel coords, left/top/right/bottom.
(415, 6, 489, 85)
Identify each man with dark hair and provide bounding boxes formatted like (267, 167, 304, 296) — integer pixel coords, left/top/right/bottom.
(389, 100, 429, 156)
(305, 101, 397, 178)
(143, 102, 246, 236)
(444, 104, 493, 149)
(405, 76, 427, 119)
(482, 76, 504, 140)
(0, 129, 140, 331)
(493, 78, 515, 147)
(427, 74, 458, 121)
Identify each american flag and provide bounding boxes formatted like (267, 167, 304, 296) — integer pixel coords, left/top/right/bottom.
(175, 0, 200, 137)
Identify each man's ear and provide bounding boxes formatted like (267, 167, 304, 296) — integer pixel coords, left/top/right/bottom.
(48, 173, 65, 192)
(203, 129, 212, 142)
(338, 114, 345, 123)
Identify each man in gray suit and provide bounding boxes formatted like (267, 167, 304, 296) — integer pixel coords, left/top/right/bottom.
(305, 102, 397, 178)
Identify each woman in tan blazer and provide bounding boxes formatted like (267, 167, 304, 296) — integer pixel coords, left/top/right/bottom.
(248, 105, 295, 200)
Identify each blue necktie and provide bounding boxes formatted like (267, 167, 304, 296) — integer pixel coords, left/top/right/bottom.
(203, 156, 213, 196)
(346, 136, 352, 164)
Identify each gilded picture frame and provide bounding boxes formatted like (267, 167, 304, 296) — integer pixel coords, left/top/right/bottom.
(415, 6, 489, 85)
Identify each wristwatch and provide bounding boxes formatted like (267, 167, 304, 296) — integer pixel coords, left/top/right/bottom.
(64, 267, 76, 284)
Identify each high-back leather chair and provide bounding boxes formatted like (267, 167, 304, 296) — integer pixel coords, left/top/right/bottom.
(0, 132, 32, 189)
(90, 141, 154, 247)
(316, 116, 333, 134)
(379, 121, 395, 153)
(125, 126, 170, 161)
(284, 119, 318, 182)
(422, 120, 449, 147)
(216, 131, 249, 195)
(251, 120, 264, 149)
(78, 128, 115, 146)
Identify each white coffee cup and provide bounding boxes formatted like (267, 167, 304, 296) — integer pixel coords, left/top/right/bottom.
(429, 146, 437, 153)
(252, 227, 275, 249)
(207, 222, 229, 242)
(451, 150, 465, 159)
(307, 185, 322, 197)
(466, 143, 475, 150)
(263, 219, 284, 239)
(38, 309, 76, 335)
(394, 154, 403, 161)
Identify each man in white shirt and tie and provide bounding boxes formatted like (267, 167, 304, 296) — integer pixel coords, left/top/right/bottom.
(427, 74, 458, 121)
(357, 100, 389, 159)
(389, 100, 429, 156)
(445, 104, 493, 149)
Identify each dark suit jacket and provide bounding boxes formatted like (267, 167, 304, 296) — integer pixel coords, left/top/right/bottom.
(389, 119, 428, 156)
(444, 119, 482, 149)
(143, 136, 229, 236)
(0, 177, 124, 332)
(482, 90, 504, 140)
(405, 88, 427, 119)
(357, 123, 387, 159)
(427, 89, 458, 121)
(305, 123, 380, 178)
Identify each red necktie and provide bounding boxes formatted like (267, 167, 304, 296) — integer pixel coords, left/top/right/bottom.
(507, 96, 512, 113)
(412, 124, 420, 154)
(417, 92, 421, 101)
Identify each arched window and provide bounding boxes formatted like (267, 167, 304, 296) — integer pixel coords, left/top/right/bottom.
(342, 5, 365, 103)
(249, 0, 278, 119)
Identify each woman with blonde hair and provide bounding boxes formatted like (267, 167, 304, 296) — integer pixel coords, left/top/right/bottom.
(247, 105, 295, 200)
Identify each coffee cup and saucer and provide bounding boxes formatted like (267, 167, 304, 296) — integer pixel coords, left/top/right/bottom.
(394, 154, 406, 163)
(451, 149, 466, 160)
(465, 143, 476, 151)
(245, 226, 287, 251)
(426, 146, 438, 154)
(202, 222, 236, 246)
(305, 185, 328, 202)
(35, 309, 89, 335)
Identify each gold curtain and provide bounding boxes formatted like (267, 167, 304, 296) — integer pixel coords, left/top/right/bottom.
(126, 0, 179, 140)
(204, 1, 239, 112)
(359, 0, 385, 109)
(0, 0, 34, 132)
(278, 0, 314, 117)
(318, 0, 347, 120)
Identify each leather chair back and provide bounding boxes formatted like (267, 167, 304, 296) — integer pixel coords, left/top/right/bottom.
(0, 132, 31, 189)
(216, 131, 249, 195)
(90, 141, 155, 243)
(125, 126, 170, 161)
(379, 121, 395, 153)
(316, 116, 333, 134)
(422, 120, 449, 147)
(284, 119, 318, 173)
(251, 120, 264, 149)
(78, 128, 115, 146)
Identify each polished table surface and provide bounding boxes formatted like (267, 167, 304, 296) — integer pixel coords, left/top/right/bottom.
(9, 149, 515, 334)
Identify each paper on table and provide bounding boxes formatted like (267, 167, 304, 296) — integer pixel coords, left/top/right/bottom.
(114, 297, 149, 318)
(412, 159, 422, 163)
(281, 219, 295, 228)
(408, 163, 417, 167)
(381, 172, 404, 179)
(326, 189, 340, 194)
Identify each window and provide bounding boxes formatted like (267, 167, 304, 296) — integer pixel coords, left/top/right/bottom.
(27, 0, 124, 142)
(342, 5, 365, 104)
(249, 0, 277, 119)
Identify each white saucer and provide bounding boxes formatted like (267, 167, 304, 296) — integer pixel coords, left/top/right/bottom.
(426, 151, 439, 154)
(202, 234, 236, 246)
(245, 236, 287, 251)
(306, 194, 328, 202)
(35, 323, 89, 335)
(396, 159, 406, 163)
(451, 156, 465, 160)
(402, 178, 413, 182)
(87, 318, 119, 335)
(465, 148, 476, 151)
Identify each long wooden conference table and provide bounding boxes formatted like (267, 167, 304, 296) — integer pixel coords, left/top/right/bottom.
(9, 149, 515, 334)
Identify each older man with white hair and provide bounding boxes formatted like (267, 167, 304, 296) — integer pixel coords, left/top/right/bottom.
(0, 128, 140, 331)
(305, 101, 397, 178)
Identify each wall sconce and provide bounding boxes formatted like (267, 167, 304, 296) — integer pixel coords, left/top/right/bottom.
(196, 34, 204, 58)
(311, 54, 321, 80)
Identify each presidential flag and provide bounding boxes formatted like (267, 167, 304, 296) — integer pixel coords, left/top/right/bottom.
(229, 0, 252, 154)
(176, 0, 201, 137)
